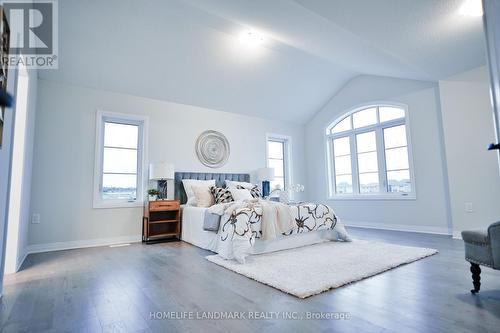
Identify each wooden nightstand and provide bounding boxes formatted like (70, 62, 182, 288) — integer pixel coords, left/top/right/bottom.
(143, 200, 181, 243)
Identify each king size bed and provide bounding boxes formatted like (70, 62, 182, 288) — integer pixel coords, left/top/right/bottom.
(175, 172, 351, 263)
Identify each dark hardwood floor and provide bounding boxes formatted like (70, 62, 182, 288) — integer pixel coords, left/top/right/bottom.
(1, 227, 500, 332)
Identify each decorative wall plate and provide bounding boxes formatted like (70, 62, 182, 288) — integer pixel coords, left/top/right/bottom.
(195, 130, 230, 168)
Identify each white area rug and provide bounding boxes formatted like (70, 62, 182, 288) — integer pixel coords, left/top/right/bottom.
(206, 240, 438, 298)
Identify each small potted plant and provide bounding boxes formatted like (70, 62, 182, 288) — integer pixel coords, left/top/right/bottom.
(148, 189, 160, 201)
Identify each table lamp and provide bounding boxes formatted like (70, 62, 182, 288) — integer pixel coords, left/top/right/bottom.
(257, 167, 275, 197)
(149, 162, 175, 200)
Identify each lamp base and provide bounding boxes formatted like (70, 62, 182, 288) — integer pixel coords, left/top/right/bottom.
(262, 180, 270, 197)
(157, 180, 168, 200)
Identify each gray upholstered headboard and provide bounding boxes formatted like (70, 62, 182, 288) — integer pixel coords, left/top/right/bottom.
(174, 172, 250, 204)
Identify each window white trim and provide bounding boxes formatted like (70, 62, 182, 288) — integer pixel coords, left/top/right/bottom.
(93, 110, 149, 209)
(265, 133, 292, 191)
(324, 102, 416, 200)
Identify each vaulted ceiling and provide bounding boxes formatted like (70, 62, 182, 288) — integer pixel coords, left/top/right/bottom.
(39, 0, 486, 123)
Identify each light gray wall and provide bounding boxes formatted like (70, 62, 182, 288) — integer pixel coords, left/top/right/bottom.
(29, 79, 306, 247)
(305, 75, 451, 234)
(439, 67, 500, 237)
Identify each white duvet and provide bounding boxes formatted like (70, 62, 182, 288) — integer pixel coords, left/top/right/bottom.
(208, 199, 351, 263)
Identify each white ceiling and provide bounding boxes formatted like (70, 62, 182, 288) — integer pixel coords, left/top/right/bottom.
(39, 0, 486, 124)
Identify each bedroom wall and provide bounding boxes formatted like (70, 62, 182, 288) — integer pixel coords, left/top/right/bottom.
(305, 75, 451, 234)
(438, 66, 500, 238)
(28, 79, 306, 249)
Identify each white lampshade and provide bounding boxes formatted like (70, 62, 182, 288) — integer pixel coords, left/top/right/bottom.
(149, 162, 175, 180)
(257, 167, 275, 181)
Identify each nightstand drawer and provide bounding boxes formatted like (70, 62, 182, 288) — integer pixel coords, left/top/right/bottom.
(150, 201, 180, 211)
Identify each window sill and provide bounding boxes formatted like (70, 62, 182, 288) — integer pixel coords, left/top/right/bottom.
(93, 200, 144, 209)
(328, 194, 416, 201)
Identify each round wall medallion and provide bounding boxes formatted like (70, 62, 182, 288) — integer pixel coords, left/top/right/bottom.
(195, 130, 230, 168)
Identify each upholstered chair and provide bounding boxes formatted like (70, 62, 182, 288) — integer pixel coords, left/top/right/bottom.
(462, 221, 500, 294)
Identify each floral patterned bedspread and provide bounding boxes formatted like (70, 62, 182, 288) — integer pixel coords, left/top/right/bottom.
(212, 200, 351, 263)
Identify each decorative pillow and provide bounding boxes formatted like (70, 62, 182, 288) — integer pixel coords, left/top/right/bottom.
(225, 180, 254, 190)
(237, 185, 261, 198)
(210, 186, 234, 204)
(192, 185, 214, 208)
(230, 188, 253, 201)
(182, 179, 216, 206)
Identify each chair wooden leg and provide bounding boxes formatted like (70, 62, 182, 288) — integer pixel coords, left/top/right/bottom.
(470, 263, 481, 294)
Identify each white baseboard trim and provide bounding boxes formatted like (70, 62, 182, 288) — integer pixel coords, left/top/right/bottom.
(27, 235, 142, 254)
(452, 231, 463, 240)
(344, 220, 452, 236)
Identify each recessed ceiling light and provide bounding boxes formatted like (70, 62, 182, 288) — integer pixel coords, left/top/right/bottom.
(239, 30, 265, 47)
(459, 0, 483, 17)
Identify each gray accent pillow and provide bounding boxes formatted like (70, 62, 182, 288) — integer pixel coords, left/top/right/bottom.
(203, 211, 221, 232)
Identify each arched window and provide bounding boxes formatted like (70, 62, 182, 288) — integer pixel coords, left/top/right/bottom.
(325, 104, 414, 199)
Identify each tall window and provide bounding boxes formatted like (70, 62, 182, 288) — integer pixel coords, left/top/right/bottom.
(94, 111, 147, 208)
(267, 135, 291, 191)
(326, 104, 414, 199)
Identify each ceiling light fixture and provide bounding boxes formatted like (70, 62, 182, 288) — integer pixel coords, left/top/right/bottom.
(459, 0, 483, 17)
(239, 30, 265, 47)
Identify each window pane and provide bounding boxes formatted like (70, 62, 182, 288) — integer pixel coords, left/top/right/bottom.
(333, 137, 350, 156)
(379, 107, 405, 122)
(334, 155, 351, 175)
(384, 125, 407, 149)
(267, 138, 288, 191)
(357, 151, 378, 173)
(102, 174, 137, 199)
(269, 158, 284, 177)
(268, 141, 284, 159)
(353, 108, 377, 129)
(331, 116, 351, 133)
(356, 131, 376, 153)
(359, 172, 379, 193)
(385, 147, 409, 170)
(103, 148, 138, 173)
(104, 122, 138, 149)
(387, 170, 411, 193)
(335, 174, 352, 194)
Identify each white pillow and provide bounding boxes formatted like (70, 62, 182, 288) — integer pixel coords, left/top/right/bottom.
(225, 180, 254, 190)
(182, 179, 216, 206)
(230, 188, 253, 201)
(192, 185, 214, 208)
